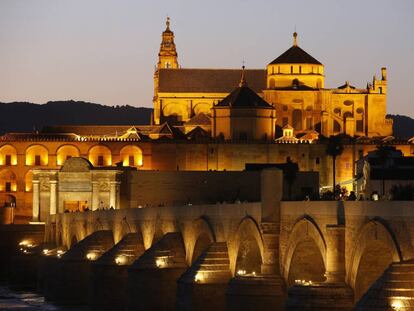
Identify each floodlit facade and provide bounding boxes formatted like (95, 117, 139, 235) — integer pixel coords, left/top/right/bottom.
(0, 18, 413, 222)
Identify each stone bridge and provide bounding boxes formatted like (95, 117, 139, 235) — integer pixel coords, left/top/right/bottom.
(42, 189, 414, 310)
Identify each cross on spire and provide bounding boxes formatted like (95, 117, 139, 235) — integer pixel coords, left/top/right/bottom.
(166, 16, 170, 30)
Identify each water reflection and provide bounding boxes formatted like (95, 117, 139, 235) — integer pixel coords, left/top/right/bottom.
(0, 286, 88, 310)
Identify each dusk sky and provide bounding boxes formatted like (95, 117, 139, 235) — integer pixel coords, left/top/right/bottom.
(1, 0, 414, 117)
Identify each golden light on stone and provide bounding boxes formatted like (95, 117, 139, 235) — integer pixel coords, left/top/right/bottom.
(86, 252, 98, 261)
(115, 255, 126, 265)
(19, 240, 30, 246)
(57, 249, 65, 258)
(295, 279, 313, 286)
(391, 299, 403, 311)
(194, 272, 204, 283)
(155, 257, 168, 268)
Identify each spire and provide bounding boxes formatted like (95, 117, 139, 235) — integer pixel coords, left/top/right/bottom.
(293, 31, 298, 46)
(166, 16, 170, 31)
(157, 17, 179, 69)
(239, 65, 248, 87)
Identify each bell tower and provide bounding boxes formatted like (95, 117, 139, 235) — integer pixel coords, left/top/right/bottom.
(157, 17, 179, 69)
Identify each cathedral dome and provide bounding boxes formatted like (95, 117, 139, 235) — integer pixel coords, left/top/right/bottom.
(266, 32, 324, 89)
(269, 32, 322, 65)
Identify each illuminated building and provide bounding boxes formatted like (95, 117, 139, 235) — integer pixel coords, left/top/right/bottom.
(0, 18, 413, 222)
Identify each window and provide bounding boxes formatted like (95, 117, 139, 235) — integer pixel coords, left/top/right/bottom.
(333, 120, 341, 133)
(292, 109, 303, 130)
(5, 155, 11, 166)
(278, 66, 280, 73)
(306, 117, 313, 130)
(165, 62, 171, 69)
(290, 66, 293, 74)
(5, 182, 11, 192)
(97, 155, 104, 166)
(34, 155, 41, 166)
(128, 155, 135, 167)
(379, 87, 382, 94)
(299, 66, 302, 74)
(315, 157, 320, 165)
(356, 120, 364, 132)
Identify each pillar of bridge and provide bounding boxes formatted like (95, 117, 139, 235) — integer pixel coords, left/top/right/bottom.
(44, 230, 114, 305)
(355, 260, 414, 310)
(227, 274, 287, 311)
(325, 225, 346, 283)
(126, 232, 187, 311)
(89, 233, 146, 311)
(286, 282, 354, 310)
(176, 242, 232, 311)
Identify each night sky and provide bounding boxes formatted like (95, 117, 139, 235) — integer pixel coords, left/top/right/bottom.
(1, 0, 413, 117)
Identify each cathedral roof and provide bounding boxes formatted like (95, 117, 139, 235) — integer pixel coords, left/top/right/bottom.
(269, 33, 322, 65)
(269, 45, 322, 65)
(158, 68, 266, 93)
(185, 113, 211, 126)
(214, 85, 273, 109)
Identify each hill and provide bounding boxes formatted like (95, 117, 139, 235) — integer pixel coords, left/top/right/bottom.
(0, 101, 152, 135)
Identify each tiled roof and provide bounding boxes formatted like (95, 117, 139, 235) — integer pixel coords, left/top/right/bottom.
(158, 68, 266, 93)
(269, 45, 322, 65)
(214, 86, 273, 109)
(184, 113, 211, 126)
(42, 125, 158, 136)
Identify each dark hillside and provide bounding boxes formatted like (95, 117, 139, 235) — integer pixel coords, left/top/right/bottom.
(0, 101, 152, 134)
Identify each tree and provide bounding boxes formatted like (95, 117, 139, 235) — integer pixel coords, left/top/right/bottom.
(325, 135, 344, 198)
(375, 144, 395, 197)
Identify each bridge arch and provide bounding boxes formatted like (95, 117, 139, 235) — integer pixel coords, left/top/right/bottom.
(348, 219, 402, 301)
(230, 216, 264, 276)
(283, 216, 327, 286)
(189, 216, 215, 264)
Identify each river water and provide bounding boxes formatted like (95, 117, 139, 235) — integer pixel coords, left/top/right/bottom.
(0, 285, 88, 310)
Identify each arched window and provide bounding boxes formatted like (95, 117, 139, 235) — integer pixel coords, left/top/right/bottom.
(88, 145, 112, 167)
(25, 145, 48, 166)
(292, 109, 303, 130)
(333, 120, 341, 133)
(0, 169, 17, 192)
(120, 145, 143, 167)
(0, 145, 17, 166)
(56, 145, 80, 166)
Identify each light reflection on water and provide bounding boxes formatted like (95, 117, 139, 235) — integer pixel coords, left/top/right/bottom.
(0, 286, 88, 310)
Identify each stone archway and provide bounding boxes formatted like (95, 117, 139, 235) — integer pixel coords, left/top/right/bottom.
(348, 220, 402, 302)
(190, 217, 215, 264)
(231, 216, 264, 276)
(283, 217, 327, 286)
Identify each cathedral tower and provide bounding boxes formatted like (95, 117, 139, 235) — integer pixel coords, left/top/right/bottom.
(157, 17, 179, 69)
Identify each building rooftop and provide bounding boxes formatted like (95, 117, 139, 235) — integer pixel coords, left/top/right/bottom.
(158, 68, 266, 93)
